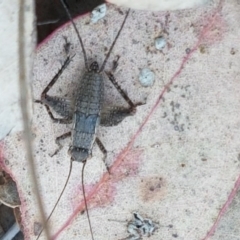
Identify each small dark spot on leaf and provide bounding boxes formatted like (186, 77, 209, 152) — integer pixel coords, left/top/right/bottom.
(132, 39, 139, 44)
(185, 48, 191, 54)
(230, 48, 236, 55)
(199, 45, 206, 54)
(149, 186, 154, 191)
(175, 103, 180, 108)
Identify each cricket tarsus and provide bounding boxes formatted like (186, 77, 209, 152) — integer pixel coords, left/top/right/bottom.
(63, 36, 71, 55)
(60, 0, 88, 69)
(112, 55, 120, 72)
(82, 161, 95, 240)
(36, 160, 73, 240)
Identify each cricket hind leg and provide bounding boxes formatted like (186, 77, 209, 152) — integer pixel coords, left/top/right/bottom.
(101, 71, 143, 127)
(100, 105, 137, 127)
(41, 95, 74, 119)
(50, 131, 71, 157)
(35, 55, 75, 124)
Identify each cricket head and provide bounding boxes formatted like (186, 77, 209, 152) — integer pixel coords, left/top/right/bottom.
(68, 147, 89, 162)
(89, 61, 99, 72)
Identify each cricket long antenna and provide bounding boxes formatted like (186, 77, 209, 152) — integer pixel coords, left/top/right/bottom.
(60, 0, 88, 70)
(36, 160, 73, 240)
(99, 9, 130, 72)
(82, 161, 94, 240)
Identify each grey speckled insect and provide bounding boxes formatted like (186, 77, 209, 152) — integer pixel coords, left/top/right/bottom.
(35, 1, 142, 240)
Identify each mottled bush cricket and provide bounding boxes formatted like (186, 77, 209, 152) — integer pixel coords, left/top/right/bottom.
(35, 1, 142, 240)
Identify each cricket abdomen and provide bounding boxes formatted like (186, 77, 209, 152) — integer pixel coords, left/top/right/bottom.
(70, 71, 104, 162)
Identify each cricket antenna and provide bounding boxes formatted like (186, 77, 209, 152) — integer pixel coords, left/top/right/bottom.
(36, 160, 73, 240)
(60, 0, 88, 70)
(99, 9, 130, 72)
(82, 161, 94, 240)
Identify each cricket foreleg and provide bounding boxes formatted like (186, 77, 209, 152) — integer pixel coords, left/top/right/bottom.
(35, 56, 75, 123)
(50, 131, 71, 157)
(95, 137, 110, 173)
(41, 56, 73, 97)
(105, 71, 143, 110)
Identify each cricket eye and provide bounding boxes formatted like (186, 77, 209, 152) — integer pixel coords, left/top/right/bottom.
(89, 61, 99, 72)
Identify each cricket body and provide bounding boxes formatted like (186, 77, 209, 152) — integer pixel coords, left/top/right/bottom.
(70, 61, 104, 163)
(35, 1, 141, 240)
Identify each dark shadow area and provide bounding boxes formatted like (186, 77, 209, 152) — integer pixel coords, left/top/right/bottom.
(36, 0, 104, 44)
